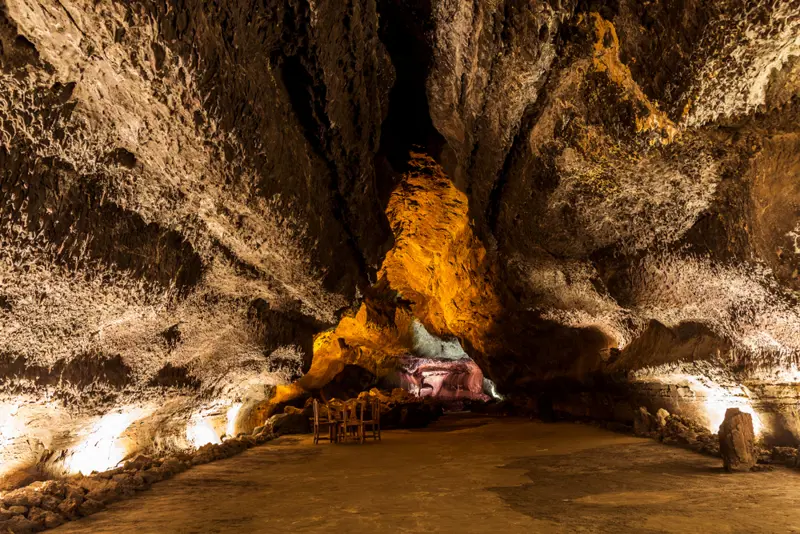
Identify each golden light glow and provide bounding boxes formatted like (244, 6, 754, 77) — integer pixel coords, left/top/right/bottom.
(641, 372, 764, 435)
(0, 403, 20, 449)
(701, 387, 763, 436)
(65, 409, 145, 475)
(263, 154, 505, 413)
(0, 403, 23, 482)
(226, 403, 242, 438)
(186, 414, 221, 448)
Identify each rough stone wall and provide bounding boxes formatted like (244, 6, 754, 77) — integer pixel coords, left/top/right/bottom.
(0, 0, 390, 487)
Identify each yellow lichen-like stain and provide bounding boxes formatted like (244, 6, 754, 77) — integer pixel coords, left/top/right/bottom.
(589, 13, 678, 144)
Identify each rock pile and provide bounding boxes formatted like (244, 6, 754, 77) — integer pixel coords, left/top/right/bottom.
(633, 407, 720, 456)
(718, 408, 757, 472)
(0, 429, 276, 533)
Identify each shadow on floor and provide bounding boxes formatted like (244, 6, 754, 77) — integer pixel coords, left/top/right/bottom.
(488, 441, 773, 532)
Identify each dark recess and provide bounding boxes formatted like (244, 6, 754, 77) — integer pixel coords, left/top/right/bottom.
(374, 0, 446, 201)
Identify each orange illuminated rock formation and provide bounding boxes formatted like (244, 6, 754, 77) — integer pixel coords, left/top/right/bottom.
(379, 153, 503, 357)
(264, 154, 504, 415)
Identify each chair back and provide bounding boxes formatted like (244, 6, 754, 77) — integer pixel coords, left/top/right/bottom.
(372, 398, 381, 423)
(312, 398, 320, 424)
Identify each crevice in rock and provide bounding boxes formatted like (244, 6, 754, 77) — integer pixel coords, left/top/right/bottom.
(374, 0, 445, 179)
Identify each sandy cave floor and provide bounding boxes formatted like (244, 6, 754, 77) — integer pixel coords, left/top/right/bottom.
(52, 415, 800, 534)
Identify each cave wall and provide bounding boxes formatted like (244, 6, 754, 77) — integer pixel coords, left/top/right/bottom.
(0, 0, 391, 486)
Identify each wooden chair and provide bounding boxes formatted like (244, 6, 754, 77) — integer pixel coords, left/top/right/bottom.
(311, 399, 338, 444)
(363, 398, 381, 441)
(339, 400, 366, 444)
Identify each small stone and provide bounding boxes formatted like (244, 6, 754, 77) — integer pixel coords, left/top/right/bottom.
(58, 496, 84, 519)
(124, 455, 153, 471)
(2, 515, 39, 534)
(655, 408, 670, 428)
(141, 468, 164, 485)
(78, 498, 106, 517)
(719, 408, 757, 472)
(7, 505, 28, 516)
(65, 484, 86, 500)
(39, 494, 61, 513)
(159, 457, 188, 476)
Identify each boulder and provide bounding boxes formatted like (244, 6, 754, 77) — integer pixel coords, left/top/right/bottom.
(655, 408, 670, 428)
(158, 457, 188, 477)
(633, 407, 658, 437)
(718, 408, 757, 472)
(58, 496, 84, 519)
(27, 507, 65, 529)
(123, 455, 154, 471)
(85, 479, 127, 503)
(2, 488, 42, 509)
(0, 515, 40, 534)
(27, 481, 65, 499)
(39, 495, 62, 513)
(78, 498, 106, 517)
(141, 468, 165, 485)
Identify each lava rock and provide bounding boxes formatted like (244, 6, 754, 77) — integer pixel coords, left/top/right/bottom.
(633, 406, 658, 437)
(39, 495, 62, 513)
(0, 515, 40, 533)
(655, 408, 670, 428)
(27, 507, 64, 529)
(78, 498, 106, 517)
(28, 481, 65, 499)
(719, 408, 757, 472)
(58, 495, 84, 519)
(141, 468, 165, 485)
(123, 455, 154, 471)
(2, 488, 42, 509)
(158, 457, 188, 477)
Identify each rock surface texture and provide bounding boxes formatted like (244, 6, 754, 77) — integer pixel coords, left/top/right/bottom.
(719, 408, 757, 472)
(2, 0, 800, 489)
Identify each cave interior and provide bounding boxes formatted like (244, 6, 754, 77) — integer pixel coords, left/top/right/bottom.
(2, 0, 800, 531)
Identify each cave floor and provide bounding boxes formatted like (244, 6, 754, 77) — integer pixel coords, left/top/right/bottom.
(53, 414, 800, 534)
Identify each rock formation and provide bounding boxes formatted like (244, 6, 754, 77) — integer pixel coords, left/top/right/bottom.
(719, 408, 757, 472)
(2, 0, 800, 490)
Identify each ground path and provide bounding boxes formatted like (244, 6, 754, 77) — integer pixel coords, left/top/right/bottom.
(53, 415, 800, 533)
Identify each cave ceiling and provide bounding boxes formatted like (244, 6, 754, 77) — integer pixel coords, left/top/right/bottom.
(2, 0, 800, 484)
